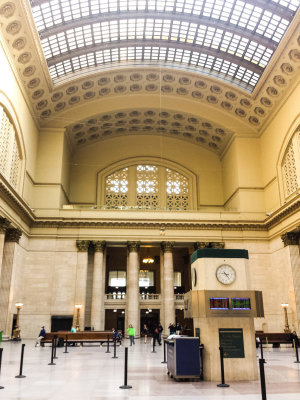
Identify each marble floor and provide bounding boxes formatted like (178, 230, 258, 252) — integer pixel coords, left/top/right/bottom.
(0, 339, 300, 399)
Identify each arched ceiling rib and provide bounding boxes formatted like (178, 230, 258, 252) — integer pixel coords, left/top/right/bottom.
(28, 0, 299, 91)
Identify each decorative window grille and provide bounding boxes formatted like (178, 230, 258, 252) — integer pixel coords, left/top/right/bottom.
(136, 165, 158, 209)
(0, 105, 21, 190)
(166, 168, 189, 210)
(104, 164, 191, 209)
(282, 140, 299, 198)
(105, 167, 128, 208)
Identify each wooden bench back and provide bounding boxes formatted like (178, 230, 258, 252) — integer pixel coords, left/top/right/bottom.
(42, 331, 114, 341)
(255, 333, 292, 342)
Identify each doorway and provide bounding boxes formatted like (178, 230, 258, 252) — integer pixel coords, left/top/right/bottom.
(105, 309, 125, 334)
(140, 309, 160, 335)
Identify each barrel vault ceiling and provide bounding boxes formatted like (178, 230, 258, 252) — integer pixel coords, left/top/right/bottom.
(0, 0, 299, 156)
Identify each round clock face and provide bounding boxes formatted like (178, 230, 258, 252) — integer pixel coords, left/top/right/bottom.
(192, 267, 197, 287)
(216, 264, 236, 285)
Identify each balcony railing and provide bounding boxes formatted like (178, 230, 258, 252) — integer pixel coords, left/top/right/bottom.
(175, 294, 184, 301)
(140, 294, 160, 301)
(106, 293, 126, 300)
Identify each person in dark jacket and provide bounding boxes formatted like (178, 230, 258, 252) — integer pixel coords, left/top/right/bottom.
(158, 322, 163, 345)
(153, 325, 159, 346)
(35, 326, 46, 347)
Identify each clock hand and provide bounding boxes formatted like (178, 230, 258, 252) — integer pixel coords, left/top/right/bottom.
(223, 272, 229, 277)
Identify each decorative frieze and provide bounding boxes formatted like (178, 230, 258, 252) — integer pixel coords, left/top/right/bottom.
(127, 241, 140, 253)
(281, 232, 300, 246)
(92, 240, 106, 252)
(161, 241, 174, 253)
(5, 227, 22, 243)
(0, 217, 10, 233)
(194, 241, 225, 250)
(76, 240, 90, 252)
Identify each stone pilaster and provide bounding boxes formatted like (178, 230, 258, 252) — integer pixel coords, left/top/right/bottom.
(281, 232, 300, 331)
(0, 217, 11, 280)
(126, 241, 140, 336)
(0, 228, 22, 335)
(91, 241, 106, 330)
(74, 240, 90, 330)
(161, 242, 175, 332)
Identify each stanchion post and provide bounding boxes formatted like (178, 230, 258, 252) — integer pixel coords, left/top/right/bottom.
(119, 347, 132, 389)
(0, 348, 4, 389)
(217, 347, 229, 388)
(260, 341, 266, 363)
(48, 338, 56, 365)
(53, 335, 58, 359)
(259, 358, 267, 400)
(294, 339, 300, 363)
(15, 343, 26, 378)
(151, 336, 156, 353)
(161, 339, 167, 363)
(106, 334, 111, 353)
(112, 338, 118, 359)
(64, 335, 69, 354)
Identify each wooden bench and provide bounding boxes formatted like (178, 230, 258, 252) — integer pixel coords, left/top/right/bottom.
(255, 332, 294, 348)
(41, 331, 118, 347)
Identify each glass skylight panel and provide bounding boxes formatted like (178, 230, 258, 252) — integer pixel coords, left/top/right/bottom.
(30, 0, 298, 91)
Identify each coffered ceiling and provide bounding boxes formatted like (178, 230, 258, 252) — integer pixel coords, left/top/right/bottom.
(0, 0, 299, 156)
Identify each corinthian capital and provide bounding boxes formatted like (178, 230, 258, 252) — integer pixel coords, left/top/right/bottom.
(161, 241, 174, 253)
(0, 217, 11, 233)
(93, 240, 106, 252)
(5, 228, 22, 243)
(281, 232, 300, 247)
(127, 241, 140, 253)
(76, 240, 90, 252)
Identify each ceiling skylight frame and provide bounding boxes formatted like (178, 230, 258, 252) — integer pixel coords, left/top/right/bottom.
(29, 0, 299, 90)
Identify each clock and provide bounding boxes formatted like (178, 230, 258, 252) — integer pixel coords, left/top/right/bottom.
(216, 264, 236, 285)
(192, 267, 197, 287)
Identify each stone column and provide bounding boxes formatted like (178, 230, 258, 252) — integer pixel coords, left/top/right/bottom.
(91, 241, 106, 331)
(281, 231, 300, 331)
(0, 228, 22, 335)
(0, 217, 11, 280)
(74, 240, 90, 330)
(126, 241, 140, 337)
(161, 242, 175, 332)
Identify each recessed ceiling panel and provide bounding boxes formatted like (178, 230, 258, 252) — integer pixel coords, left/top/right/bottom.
(29, 0, 299, 91)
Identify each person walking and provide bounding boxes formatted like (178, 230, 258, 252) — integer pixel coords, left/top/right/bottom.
(127, 324, 135, 346)
(158, 322, 163, 345)
(142, 324, 149, 343)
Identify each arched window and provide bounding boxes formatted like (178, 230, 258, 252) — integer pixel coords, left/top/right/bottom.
(0, 105, 21, 190)
(281, 129, 300, 199)
(103, 163, 192, 210)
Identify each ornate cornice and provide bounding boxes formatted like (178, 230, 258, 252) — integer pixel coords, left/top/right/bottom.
(0, 217, 11, 233)
(5, 227, 22, 243)
(193, 241, 225, 250)
(92, 240, 106, 252)
(161, 241, 175, 253)
(76, 240, 90, 252)
(281, 231, 300, 247)
(127, 241, 140, 252)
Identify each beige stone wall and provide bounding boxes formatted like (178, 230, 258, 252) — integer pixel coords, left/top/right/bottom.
(69, 134, 224, 206)
(4, 235, 295, 338)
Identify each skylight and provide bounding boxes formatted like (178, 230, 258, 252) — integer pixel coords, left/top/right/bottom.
(29, 0, 299, 91)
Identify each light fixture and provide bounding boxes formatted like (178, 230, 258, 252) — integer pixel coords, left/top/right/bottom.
(146, 311, 149, 314)
(142, 257, 154, 264)
(12, 303, 23, 340)
(281, 303, 291, 333)
(113, 309, 117, 312)
(121, 311, 125, 314)
(75, 304, 82, 331)
(148, 309, 152, 313)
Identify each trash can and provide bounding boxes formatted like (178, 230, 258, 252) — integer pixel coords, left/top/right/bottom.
(0, 331, 2, 342)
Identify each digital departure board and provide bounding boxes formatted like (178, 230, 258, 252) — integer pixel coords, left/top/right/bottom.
(210, 297, 229, 310)
(231, 298, 251, 310)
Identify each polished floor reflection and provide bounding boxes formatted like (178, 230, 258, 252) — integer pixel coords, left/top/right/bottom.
(0, 339, 300, 399)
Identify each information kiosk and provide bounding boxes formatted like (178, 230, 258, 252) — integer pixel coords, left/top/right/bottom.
(185, 248, 264, 381)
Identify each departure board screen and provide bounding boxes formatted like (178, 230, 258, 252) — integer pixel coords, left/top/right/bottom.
(210, 297, 229, 310)
(232, 298, 251, 310)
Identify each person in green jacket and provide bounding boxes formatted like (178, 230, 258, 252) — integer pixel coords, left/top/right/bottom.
(127, 324, 135, 346)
